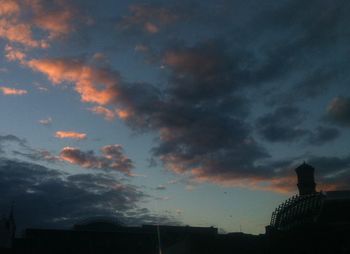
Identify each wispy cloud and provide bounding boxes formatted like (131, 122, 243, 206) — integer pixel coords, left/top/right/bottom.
(0, 86, 27, 95)
(38, 117, 53, 126)
(89, 106, 116, 121)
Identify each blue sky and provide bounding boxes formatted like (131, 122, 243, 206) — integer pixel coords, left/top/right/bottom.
(0, 0, 349, 234)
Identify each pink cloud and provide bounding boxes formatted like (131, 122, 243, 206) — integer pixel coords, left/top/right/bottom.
(0, 0, 85, 53)
(0, 86, 27, 95)
(0, 18, 47, 48)
(5, 44, 26, 62)
(55, 131, 87, 140)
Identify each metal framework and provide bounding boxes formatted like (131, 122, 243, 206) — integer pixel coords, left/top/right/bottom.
(270, 192, 324, 231)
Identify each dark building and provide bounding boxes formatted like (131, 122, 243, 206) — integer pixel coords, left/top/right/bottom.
(266, 163, 350, 254)
(11, 222, 263, 254)
(0, 204, 16, 254)
(3, 162, 349, 253)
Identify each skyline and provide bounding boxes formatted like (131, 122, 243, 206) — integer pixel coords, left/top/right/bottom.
(0, 0, 349, 234)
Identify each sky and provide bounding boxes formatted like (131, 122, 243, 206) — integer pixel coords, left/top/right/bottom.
(0, 0, 349, 235)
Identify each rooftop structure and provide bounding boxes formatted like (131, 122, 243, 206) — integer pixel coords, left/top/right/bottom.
(269, 163, 350, 232)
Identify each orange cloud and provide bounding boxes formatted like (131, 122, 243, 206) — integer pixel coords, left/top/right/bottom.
(0, 0, 20, 16)
(0, 86, 27, 95)
(55, 131, 87, 140)
(27, 58, 119, 105)
(117, 109, 130, 119)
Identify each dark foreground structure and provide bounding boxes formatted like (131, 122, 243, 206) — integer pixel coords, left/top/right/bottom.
(1, 162, 350, 253)
(266, 163, 350, 254)
(10, 223, 264, 254)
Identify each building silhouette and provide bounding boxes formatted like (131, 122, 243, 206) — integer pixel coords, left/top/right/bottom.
(295, 162, 316, 196)
(12, 223, 263, 254)
(1, 162, 350, 253)
(266, 162, 350, 254)
(0, 204, 16, 253)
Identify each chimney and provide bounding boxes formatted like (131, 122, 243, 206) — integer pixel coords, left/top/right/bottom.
(295, 162, 316, 195)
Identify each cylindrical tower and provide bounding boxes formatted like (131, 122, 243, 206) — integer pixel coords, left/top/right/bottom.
(295, 162, 316, 195)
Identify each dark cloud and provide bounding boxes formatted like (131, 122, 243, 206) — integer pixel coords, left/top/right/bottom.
(0, 134, 60, 163)
(268, 68, 341, 106)
(252, 0, 350, 105)
(256, 106, 309, 142)
(0, 134, 27, 154)
(307, 155, 350, 190)
(256, 108, 340, 145)
(326, 96, 350, 127)
(13, 149, 60, 163)
(115, 41, 272, 187)
(0, 158, 176, 232)
(59, 145, 133, 175)
(307, 126, 340, 145)
(21, 0, 350, 192)
(117, 3, 178, 34)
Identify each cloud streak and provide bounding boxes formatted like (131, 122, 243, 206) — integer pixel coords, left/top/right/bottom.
(55, 131, 87, 140)
(39, 117, 53, 126)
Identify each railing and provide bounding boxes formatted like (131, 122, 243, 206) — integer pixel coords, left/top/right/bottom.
(270, 192, 324, 230)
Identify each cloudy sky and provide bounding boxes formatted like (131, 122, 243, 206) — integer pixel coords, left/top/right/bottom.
(0, 0, 349, 234)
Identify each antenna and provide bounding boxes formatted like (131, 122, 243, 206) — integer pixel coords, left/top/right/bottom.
(157, 224, 162, 254)
(153, 189, 162, 254)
